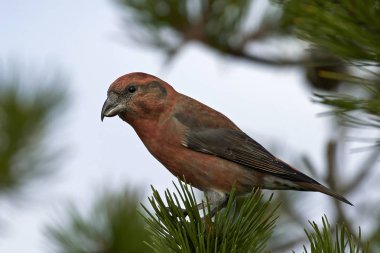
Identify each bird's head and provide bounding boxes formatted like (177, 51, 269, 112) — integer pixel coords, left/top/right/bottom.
(101, 72, 175, 123)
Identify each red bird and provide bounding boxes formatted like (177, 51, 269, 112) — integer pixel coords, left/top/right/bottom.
(101, 72, 352, 209)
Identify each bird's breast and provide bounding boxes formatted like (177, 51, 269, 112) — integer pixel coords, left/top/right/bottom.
(130, 117, 262, 193)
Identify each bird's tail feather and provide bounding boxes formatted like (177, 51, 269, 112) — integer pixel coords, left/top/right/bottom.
(297, 182, 353, 206)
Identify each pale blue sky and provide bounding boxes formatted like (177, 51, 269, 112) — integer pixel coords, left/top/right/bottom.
(0, 0, 360, 252)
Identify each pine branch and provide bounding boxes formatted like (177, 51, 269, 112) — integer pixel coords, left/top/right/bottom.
(279, 0, 380, 148)
(45, 180, 374, 252)
(299, 215, 368, 253)
(45, 188, 151, 253)
(0, 68, 65, 199)
(115, 0, 309, 67)
(142, 180, 278, 253)
(281, 0, 380, 62)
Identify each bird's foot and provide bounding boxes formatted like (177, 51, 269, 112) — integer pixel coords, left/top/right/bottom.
(165, 206, 188, 218)
(164, 193, 229, 221)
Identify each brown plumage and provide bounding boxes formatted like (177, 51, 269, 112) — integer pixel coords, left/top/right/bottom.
(101, 72, 352, 206)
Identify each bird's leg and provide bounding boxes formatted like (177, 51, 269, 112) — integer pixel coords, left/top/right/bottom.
(166, 206, 188, 218)
(166, 191, 229, 218)
(165, 202, 206, 218)
(200, 191, 229, 232)
(204, 191, 229, 218)
(172, 202, 205, 218)
(209, 195, 229, 218)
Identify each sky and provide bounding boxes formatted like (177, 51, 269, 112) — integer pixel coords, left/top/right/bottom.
(0, 0, 360, 252)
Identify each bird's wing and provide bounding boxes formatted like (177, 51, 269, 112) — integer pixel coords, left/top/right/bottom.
(182, 127, 318, 184)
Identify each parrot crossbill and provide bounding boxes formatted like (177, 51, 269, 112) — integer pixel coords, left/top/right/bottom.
(101, 72, 352, 210)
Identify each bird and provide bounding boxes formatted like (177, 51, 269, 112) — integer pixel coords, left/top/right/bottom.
(101, 72, 352, 211)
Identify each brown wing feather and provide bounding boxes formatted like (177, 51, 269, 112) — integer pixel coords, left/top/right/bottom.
(183, 127, 319, 184)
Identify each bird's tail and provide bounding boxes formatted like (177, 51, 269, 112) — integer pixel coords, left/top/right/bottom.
(297, 182, 353, 206)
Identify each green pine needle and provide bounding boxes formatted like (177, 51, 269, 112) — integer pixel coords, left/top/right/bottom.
(45, 188, 151, 253)
(142, 180, 278, 253)
(0, 70, 66, 198)
(300, 215, 369, 253)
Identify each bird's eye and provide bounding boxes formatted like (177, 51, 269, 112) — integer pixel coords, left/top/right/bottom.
(128, 86, 136, 93)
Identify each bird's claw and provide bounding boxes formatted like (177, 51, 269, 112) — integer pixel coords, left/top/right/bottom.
(165, 206, 188, 218)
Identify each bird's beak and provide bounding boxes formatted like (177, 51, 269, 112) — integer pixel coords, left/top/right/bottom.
(101, 93, 123, 121)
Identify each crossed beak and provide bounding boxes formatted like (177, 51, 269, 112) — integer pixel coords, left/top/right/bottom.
(101, 93, 123, 121)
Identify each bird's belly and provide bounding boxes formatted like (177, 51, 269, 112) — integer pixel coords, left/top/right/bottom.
(151, 145, 262, 193)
